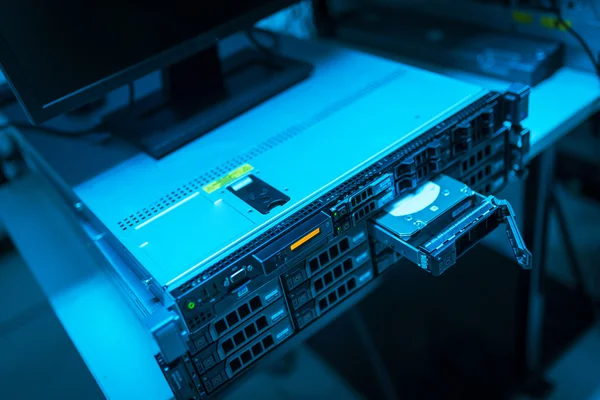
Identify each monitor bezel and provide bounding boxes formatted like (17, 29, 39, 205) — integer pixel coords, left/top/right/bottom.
(0, 0, 297, 124)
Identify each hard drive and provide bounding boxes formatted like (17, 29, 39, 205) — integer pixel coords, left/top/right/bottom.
(369, 174, 531, 276)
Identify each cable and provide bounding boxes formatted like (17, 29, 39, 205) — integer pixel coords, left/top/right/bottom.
(552, 5, 600, 80)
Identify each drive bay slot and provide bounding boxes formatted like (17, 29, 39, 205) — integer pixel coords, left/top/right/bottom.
(224, 318, 294, 378)
(348, 173, 393, 211)
(315, 263, 374, 315)
(286, 243, 371, 310)
(217, 298, 288, 359)
(369, 174, 531, 276)
(209, 279, 282, 340)
(253, 211, 333, 275)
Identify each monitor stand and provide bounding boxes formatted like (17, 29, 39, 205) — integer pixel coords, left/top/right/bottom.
(103, 43, 313, 158)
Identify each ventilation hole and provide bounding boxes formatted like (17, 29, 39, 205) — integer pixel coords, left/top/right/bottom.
(245, 324, 258, 338)
(233, 331, 245, 346)
(329, 246, 340, 260)
(339, 239, 350, 252)
(319, 252, 329, 266)
(256, 316, 268, 331)
(338, 285, 347, 297)
(240, 350, 252, 364)
(318, 298, 328, 310)
(251, 342, 264, 357)
(222, 339, 234, 354)
(485, 165, 491, 175)
(238, 304, 251, 319)
(469, 156, 475, 167)
(333, 266, 343, 278)
(226, 312, 239, 326)
(478, 170, 483, 180)
(249, 297, 262, 311)
(314, 279, 324, 292)
(328, 292, 338, 303)
(230, 358, 242, 372)
(347, 278, 357, 290)
(262, 335, 275, 349)
(344, 259, 353, 272)
(215, 319, 227, 335)
(309, 259, 319, 273)
(324, 272, 333, 285)
(485, 145, 491, 156)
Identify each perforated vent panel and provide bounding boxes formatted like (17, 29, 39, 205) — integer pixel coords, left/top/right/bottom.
(116, 69, 407, 231)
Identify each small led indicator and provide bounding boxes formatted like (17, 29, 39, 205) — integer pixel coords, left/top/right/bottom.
(187, 301, 196, 310)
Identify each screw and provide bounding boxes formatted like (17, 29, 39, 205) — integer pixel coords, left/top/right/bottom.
(414, 221, 426, 228)
(443, 189, 450, 196)
(405, 216, 413, 221)
(74, 202, 84, 210)
(223, 278, 230, 288)
(247, 265, 253, 272)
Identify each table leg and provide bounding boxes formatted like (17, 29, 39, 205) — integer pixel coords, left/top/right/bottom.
(515, 147, 556, 394)
(350, 309, 399, 400)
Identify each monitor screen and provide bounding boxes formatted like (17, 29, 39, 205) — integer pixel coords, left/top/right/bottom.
(0, 1, 295, 123)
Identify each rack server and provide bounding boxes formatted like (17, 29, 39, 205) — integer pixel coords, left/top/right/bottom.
(28, 49, 532, 399)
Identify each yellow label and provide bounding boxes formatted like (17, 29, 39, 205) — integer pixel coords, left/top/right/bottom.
(202, 163, 254, 194)
(540, 15, 572, 31)
(290, 227, 321, 251)
(512, 11, 533, 25)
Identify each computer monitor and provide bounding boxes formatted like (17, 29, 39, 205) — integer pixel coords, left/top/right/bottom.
(0, 1, 312, 157)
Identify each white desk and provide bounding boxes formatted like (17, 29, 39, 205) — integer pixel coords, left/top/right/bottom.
(335, 40, 600, 159)
(1, 35, 598, 400)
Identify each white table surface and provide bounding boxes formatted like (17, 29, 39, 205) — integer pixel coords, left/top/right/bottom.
(336, 39, 600, 159)
(2, 35, 599, 400)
